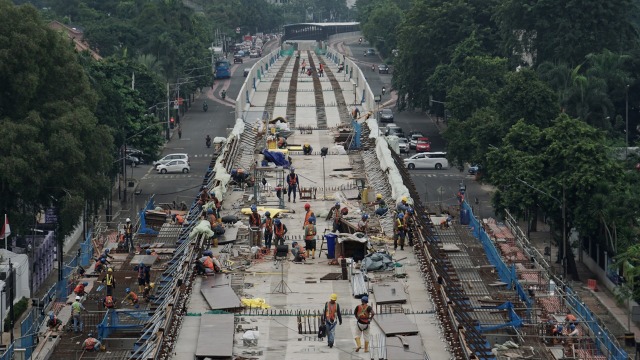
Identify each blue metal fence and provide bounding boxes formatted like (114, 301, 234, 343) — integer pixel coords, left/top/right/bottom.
(80, 228, 93, 267)
(97, 310, 151, 339)
(0, 343, 13, 360)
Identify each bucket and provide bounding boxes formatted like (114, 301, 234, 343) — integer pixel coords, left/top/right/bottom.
(324, 234, 337, 259)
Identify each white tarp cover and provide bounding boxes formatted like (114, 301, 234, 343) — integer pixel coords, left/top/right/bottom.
(375, 136, 412, 205)
(386, 135, 400, 154)
(336, 232, 368, 244)
(213, 137, 227, 144)
(366, 118, 379, 139)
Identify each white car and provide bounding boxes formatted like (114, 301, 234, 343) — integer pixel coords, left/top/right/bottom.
(404, 152, 449, 170)
(409, 133, 424, 149)
(156, 159, 190, 174)
(153, 153, 190, 168)
(398, 138, 409, 153)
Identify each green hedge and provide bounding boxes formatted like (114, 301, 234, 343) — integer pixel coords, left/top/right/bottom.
(4, 297, 28, 332)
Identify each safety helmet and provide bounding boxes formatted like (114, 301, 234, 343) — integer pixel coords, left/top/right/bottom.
(398, 213, 404, 219)
(231, 169, 237, 175)
(274, 218, 281, 225)
(49, 311, 54, 319)
(376, 194, 382, 199)
(104, 248, 110, 254)
(125, 288, 131, 293)
(290, 167, 295, 172)
(207, 208, 214, 214)
(146, 249, 152, 255)
(76, 296, 81, 301)
(203, 250, 213, 257)
(304, 143, 310, 147)
(265, 211, 271, 217)
(570, 324, 576, 330)
(330, 293, 338, 301)
(107, 268, 113, 273)
(251, 205, 257, 212)
(87, 333, 93, 338)
(292, 242, 298, 247)
(408, 207, 414, 214)
(139, 262, 144, 267)
(83, 282, 88, 286)
(150, 283, 155, 288)
(308, 216, 316, 224)
(402, 196, 408, 202)
(126, 218, 131, 222)
(335, 202, 340, 208)
(362, 213, 369, 220)
(304, 203, 311, 210)
(361, 296, 369, 303)
(100, 257, 106, 263)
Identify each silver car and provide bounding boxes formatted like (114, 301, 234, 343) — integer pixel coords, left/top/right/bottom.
(153, 153, 190, 168)
(398, 138, 409, 153)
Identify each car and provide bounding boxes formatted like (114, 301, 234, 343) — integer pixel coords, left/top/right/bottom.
(404, 152, 449, 170)
(249, 50, 259, 58)
(379, 108, 394, 123)
(385, 126, 405, 138)
(366, 48, 376, 55)
(156, 159, 190, 174)
(378, 64, 390, 74)
(468, 164, 482, 175)
(398, 138, 409, 153)
(415, 137, 432, 152)
(153, 153, 190, 168)
(125, 148, 149, 164)
(243, 68, 251, 77)
(409, 133, 425, 149)
(125, 154, 140, 167)
(233, 53, 243, 64)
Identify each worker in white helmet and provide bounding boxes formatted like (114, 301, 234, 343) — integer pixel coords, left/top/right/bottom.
(123, 218, 133, 252)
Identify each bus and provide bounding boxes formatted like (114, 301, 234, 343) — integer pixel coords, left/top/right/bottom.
(215, 59, 231, 79)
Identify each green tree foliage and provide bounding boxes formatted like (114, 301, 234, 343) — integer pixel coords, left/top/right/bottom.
(497, 0, 638, 66)
(0, 0, 113, 237)
(360, 0, 403, 57)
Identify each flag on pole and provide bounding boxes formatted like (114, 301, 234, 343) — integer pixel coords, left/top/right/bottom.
(0, 214, 9, 239)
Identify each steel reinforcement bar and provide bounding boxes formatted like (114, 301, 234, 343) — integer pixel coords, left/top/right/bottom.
(306, 51, 327, 128)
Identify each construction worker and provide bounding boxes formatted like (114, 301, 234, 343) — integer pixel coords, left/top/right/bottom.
(397, 196, 409, 212)
(105, 268, 115, 296)
(564, 310, 578, 327)
(302, 143, 313, 155)
(143, 283, 155, 303)
(206, 208, 217, 226)
(124, 218, 133, 252)
(124, 288, 139, 307)
(197, 186, 212, 206)
(248, 205, 262, 247)
(331, 202, 342, 232)
(99, 248, 114, 261)
(47, 311, 63, 331)
(354, 296, 374, 353)
(103, 295, 116, 310)
(94, 257, 108, 273)
(286, 167, 300, 203)
(277, 136, 287, 149)
(357, 214, 369, 234)
(72, 296, 86, 333)
(322, 293, 342, 348)
(304, 216, 317, 259)
(74, 282, 89, 297)
(174, 213, 185, 225)
(134, 262, 149, 293)
(82, 334, 103, 351)
(351, 107, 360, 119)
(404, 207, 416, 247)
(262, 211, 274, 251)
(374, 194, 388, 216)
(274, 218, 288, 246)
(196, 250, 221, 275)
(290, 241, 306, 262)
(394, 213, 405, 250)
(567, 324, 579, 337)
(303, 203, 314, 228)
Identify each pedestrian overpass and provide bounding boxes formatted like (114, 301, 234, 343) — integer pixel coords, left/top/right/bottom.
(282, 22, 360, 42)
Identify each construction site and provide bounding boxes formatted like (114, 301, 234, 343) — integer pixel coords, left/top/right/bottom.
(15, 34, 631, 360)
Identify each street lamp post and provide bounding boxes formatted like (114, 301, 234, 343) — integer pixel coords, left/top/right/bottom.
(516, 178, 567, 278)
(626, 84, 630, 159)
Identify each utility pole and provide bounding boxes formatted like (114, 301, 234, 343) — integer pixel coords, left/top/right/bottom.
(562, 185, 567, 278)
(626, 85, 630, 160)
(9, 259, 14, 344)
(166, 82, 170, 140)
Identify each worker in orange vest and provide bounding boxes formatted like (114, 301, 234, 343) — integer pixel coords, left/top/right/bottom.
(322, 293, 342, 348)
(74, 282, 88, 297)
(303, 203, 314, 228)
(354, 296, 374, 353)
(124, 288, 139, 307)
(274, 218, 288, 246)
(286, 167, 299, 203)
(262, 211, 274, 250)
(304, 216, 317, 259)
(248, 205, 261, 247)
(82, 334, 103, 351)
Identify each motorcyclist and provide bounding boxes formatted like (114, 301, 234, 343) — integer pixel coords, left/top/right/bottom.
(221, 90, 226, 100)
(203, 102, 208, 112)
(206, 135, 212, 148)
(371, 64, 375, 72)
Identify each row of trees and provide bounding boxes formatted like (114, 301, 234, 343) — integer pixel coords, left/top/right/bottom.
(357, 0, 640, 276)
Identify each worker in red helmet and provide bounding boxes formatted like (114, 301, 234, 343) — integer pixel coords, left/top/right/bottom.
(303, 203, 314, 228)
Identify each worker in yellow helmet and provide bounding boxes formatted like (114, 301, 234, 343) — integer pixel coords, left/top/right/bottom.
(322, 293, 342, 348)
(374, 194, 388, 216)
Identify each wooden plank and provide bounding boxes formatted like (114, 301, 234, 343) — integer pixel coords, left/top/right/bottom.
(373, 283, 407, 305)
(374, 313, 419, 336)
(201, 285, 242, 310)
(201, 273, 232, 288)
(130, 254, 158, 266)
(386, 336, 424, 360)
(195, 313, 234, 358)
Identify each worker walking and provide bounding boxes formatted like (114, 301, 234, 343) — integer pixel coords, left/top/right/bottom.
(72, 296, 86, 333)
(394, 213, 405, 250)
(248, 205, 262, 247)
(135, 262, 149, 293)
(105, 268, 116, 296)
(304, 216, 317, 259)
(274, 218, 288, 246)
(322, 293, 342, 348)
(303, 203, 314, 228)
(262, 211, 274, 251)
(354, 296, 374, 352)
(286, 168, 300, 203)
(123, 218, 133, 252)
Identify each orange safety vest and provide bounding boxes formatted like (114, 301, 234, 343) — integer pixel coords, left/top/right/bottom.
(325, 302, 337, 322)
(304, 224, 316, 240)
(249, 213, 261, 227)
(203, 257, 214, 270)
(333, 208, 341, 221)
(104, 296, 114, 308)
(176, 214, 184, 224)
(74, 284, 85, 294)
(356, 304, 371, 323)
(275, 223, 286, 237)
(288, 174, 298, 186)
(263, 218, 273, 233)
(304, 211, 314, 226)
(129, 292, 138, 302)
(84, 338, 98, 350)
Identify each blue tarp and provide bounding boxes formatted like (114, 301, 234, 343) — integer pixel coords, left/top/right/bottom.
(262, 149, 290, 167)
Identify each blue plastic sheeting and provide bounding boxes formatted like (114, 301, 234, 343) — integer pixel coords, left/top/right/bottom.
(261, 149, 290, 167)
(475, 302, 523, 333)
(98, 310, 151, 339)
(80, 228, 94, 267)
(351, 120, 361, 149)
(138, 195, 159, 235)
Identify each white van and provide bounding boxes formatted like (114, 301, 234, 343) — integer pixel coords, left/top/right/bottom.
(403, 152, 449, 170)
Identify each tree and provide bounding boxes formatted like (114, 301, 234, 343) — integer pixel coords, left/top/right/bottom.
(360, 0, 403, 57)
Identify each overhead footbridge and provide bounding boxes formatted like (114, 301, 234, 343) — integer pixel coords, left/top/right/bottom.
(282, 22, 360, 42)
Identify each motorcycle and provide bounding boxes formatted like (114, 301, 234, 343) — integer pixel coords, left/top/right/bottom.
(221, 90, 226, 100)
(371, 65, 375, 72)
(203, 102, 208, 112)
(206, 136, 212, 148)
